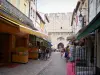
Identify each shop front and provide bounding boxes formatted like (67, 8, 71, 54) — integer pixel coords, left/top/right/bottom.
(0, 15, 20, 65)
(28, 35, 49, 60)
(0, 11, 30, 65)
(76, 11, 100, 75)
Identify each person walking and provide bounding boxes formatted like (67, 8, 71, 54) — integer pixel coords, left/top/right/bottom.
(45, 48, 49, 60)
(65, 46, 69, 62)
(60, 48, 65, 57)
(38, 48, 42, 60)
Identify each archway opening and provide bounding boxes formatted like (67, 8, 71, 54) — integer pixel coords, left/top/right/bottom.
(57, 42, 64, 49)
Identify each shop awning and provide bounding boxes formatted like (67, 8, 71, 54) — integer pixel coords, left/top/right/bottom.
(0, 11, 50, 41)
(48, 42, 53, 46)
(77, 11, 100, 40)
(19, 25, 49, 41)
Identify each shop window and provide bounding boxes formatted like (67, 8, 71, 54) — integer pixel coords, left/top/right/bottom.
(37, 41, 40, 47)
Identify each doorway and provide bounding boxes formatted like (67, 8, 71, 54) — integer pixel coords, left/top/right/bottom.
(57, 43, 64, 49)
(0, 33, 10, 63)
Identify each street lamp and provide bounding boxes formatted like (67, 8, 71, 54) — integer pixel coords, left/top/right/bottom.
(79, 13, 85, 27)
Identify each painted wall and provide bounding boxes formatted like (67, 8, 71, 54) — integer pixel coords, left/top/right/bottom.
(7, 0, 29, 17)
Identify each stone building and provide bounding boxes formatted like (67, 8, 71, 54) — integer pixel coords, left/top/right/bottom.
(45, 13, 73, 49)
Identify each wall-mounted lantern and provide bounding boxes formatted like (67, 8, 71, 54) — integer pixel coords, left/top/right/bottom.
(79, 13, 85, 27)
(79, 13, 83, 22)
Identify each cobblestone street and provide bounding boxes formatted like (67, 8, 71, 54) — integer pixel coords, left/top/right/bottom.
(38, 52, 66, 75)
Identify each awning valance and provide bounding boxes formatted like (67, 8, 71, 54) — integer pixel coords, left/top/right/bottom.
(19, 25, 49, 41)
(77, 11, 100, 40)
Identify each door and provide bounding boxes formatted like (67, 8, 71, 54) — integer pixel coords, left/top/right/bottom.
(0, 33, 10, 63)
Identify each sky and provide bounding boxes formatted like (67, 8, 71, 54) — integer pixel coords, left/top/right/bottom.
(37, 0, 78, 13)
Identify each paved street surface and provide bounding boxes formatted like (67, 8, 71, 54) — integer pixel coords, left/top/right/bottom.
(38, 52, 66, 75)
(0, 58, 52, 75)
(0, 52, 66, 75)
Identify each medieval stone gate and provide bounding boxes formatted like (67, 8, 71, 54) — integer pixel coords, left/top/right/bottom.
(48, 32, 72, 49)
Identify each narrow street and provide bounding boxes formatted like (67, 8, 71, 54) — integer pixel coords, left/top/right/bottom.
(38, 52, 66, 75)
(1, 0, 99, 75)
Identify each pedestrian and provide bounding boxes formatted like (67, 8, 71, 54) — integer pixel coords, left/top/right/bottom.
(69, 41, 75, 62)
(45, 48, 49, 60)
(61, 48, 65, 57)
(48, 48, 51, 58)
(38, 48, 42, 60)
(42, 46, 46, 60)
(65, 46, 69, 62)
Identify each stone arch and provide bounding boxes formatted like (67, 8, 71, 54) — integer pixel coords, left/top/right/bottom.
(57, 42, 64, 49)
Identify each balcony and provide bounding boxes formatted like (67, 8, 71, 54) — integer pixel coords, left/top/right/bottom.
(0, 0, 37, 30)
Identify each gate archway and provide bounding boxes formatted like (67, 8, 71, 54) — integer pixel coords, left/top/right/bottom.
(57, 42, 64, 49)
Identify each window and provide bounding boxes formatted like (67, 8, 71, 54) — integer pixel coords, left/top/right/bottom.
(89, 0, 93, 4)
(34, 0, 36, 4)
(31, 7, 32, 16)
(24, 4, 27, 15)
(97, 0, 100, 7)
(16, 0, 20, 8)
(33, 10, 35, 18)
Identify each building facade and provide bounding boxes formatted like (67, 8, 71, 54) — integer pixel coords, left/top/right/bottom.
(45, 13, 73, 49)
(29, 0, 37, 28)
(0, 0, 50, 65)
(7, 0, 30, 17)
(71, 0, 100, 74)
(89, 0, 100, 74)
(71, 0, 88, 34)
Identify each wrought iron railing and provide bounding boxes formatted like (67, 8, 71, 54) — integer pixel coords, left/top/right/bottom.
(0, 0, 36, 30)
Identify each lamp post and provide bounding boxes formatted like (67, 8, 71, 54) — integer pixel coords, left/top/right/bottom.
(79, 13, 83, 22)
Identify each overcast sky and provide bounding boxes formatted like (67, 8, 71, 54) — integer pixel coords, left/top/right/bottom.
(37, 0, 78, 13)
